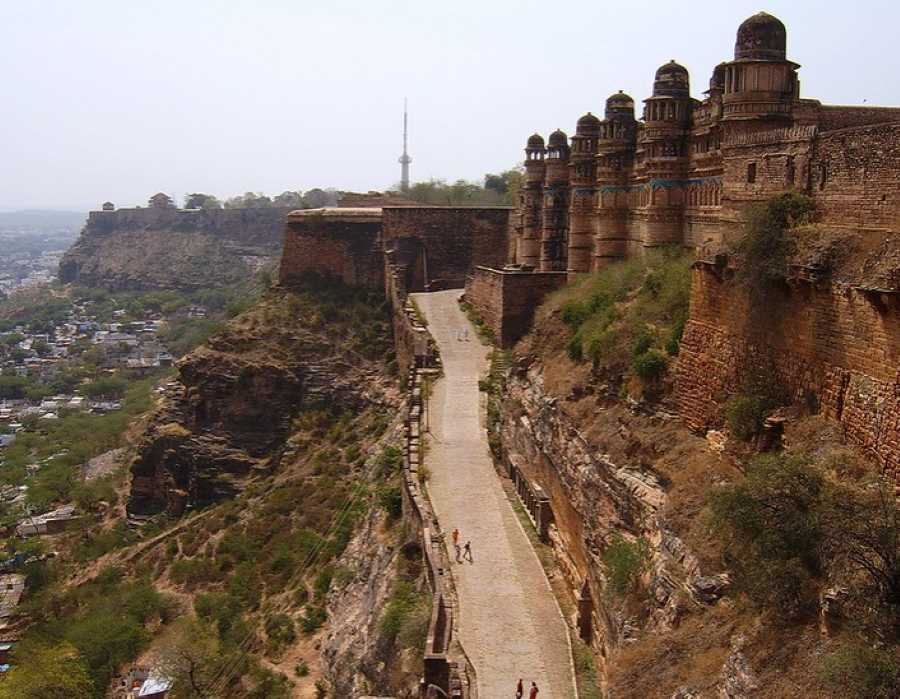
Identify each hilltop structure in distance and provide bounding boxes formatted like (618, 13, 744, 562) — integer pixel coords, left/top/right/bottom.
(398, 99, 412, 192)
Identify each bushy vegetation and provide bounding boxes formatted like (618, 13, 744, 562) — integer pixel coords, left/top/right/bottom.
(572, 639, 603, 699)
(601, 533, 649, 599)
(1, 373, 163, 508)
(710, 453, 900, 629)
(380, 581, 431, 650)
(819, 642, 900, 699)
(725, 394, 771, 441)
(7, 567, 175, 695)
(709, 454, 825, 617)
(734, 192, 815, 297)
(556, 247, 691, 385)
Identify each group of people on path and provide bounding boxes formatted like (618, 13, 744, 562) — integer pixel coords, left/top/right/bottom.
(516, 678, 540, 698)
(451, 527, 472, 563)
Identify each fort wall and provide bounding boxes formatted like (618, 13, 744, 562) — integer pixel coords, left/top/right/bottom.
(809, 123, 900, 231)
(278, 209, 384, 289)
(382, 207, 511, 291)
(84, 206, 290, 247)
(815, 105, 900, 132)
(675, 265, 900, 477)
(464, 267, 566, 347)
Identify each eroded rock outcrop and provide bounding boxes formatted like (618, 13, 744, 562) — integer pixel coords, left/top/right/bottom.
(499, 357, 732, 659)
(128, 284, 397, 515)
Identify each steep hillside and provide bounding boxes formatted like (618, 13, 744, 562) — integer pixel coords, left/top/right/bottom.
(2, 277, 430, 698)
(493, 233, 900, 697)
(58, 208, 288, 291)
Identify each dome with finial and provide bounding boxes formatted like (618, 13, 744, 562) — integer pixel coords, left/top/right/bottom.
(526, 133, 545, 149)
(548, 128, 568, 147)
(576, 112, 601, 135)
(735, 12, 786, 61)
(605, 90, 635, 120)
(653, 60, 690, 97)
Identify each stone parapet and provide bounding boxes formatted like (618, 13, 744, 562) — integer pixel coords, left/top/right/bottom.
(397, 302, 474, 699)
(463, 267, 567, 347)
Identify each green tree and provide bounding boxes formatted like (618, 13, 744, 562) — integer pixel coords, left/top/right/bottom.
(709, 454, 826, 617)
(158, 618, 221, 699)
(273, 190, 304, 208)
(184, 193, 222, 210)
(0, 641, 94, 699)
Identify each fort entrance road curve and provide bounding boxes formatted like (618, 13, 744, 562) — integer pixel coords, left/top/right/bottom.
(412, 290, 576, 699)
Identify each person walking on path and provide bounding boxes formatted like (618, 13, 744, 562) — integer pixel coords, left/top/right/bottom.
(515, 678, 523, 698)
(452, 528, 461, 562)
(463, 540, 473, 563)
(529, 681, 539, 699)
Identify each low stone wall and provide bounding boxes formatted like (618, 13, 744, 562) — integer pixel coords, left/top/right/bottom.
(675, 263, 900, 478)
(385, 259, 432, 374)
(505, 453, 552, 542)
(394, 294, 473, 698)
(402, 364, 474, 699)
(463, 267, 567, 347)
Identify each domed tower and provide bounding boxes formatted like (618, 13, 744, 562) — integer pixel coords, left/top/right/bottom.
(518, 133, 546, 267)
(568, 113, 600, 278)
(594, 91, 638, 268)
(540, 129, 570, 272)
(636, 61, 694, 247)
(721, 12, 798, 122)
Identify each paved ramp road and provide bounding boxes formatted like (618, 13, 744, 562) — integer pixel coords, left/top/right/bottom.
(413, 290, 576, 699)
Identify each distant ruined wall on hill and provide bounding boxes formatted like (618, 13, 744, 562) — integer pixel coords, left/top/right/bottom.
(675, 263, 900, 478)
(59, 207, 289, 290)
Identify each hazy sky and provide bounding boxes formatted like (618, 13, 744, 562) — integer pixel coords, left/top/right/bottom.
(2, 0, 897, 210)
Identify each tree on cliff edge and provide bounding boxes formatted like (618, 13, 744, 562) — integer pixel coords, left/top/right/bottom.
(184, 193, 222, 210)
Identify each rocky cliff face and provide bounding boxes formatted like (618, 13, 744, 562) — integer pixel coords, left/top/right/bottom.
(128, 281, 396, 515)
(498, 350, 738, 692)
(59, 207, 289, 290)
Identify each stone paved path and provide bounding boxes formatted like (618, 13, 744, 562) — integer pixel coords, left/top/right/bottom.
(413, 290, 576, 699)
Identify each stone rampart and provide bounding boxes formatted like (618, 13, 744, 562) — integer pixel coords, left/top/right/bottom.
(278, 208, 384, 289)
(382, 207, 511, 291)
(463, 267, 566, 347)
(675, 263, 900, 478)
(815, 105, 900, 132)
(809, 122, 900, 232)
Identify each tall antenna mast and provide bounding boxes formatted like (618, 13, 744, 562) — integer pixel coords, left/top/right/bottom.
(398, 98, 412, 192)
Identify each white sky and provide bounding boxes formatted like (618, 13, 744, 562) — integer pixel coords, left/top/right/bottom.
(1, 0, 897, 210)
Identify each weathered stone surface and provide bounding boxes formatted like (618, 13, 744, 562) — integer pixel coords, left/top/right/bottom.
(464, 266, 566, 347)
(675, 258, 900, 479)
(322, 507, 407, 698)
(498, 357, 726, 671)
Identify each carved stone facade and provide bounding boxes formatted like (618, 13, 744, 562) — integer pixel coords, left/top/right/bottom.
(509, 12, 900, 274)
